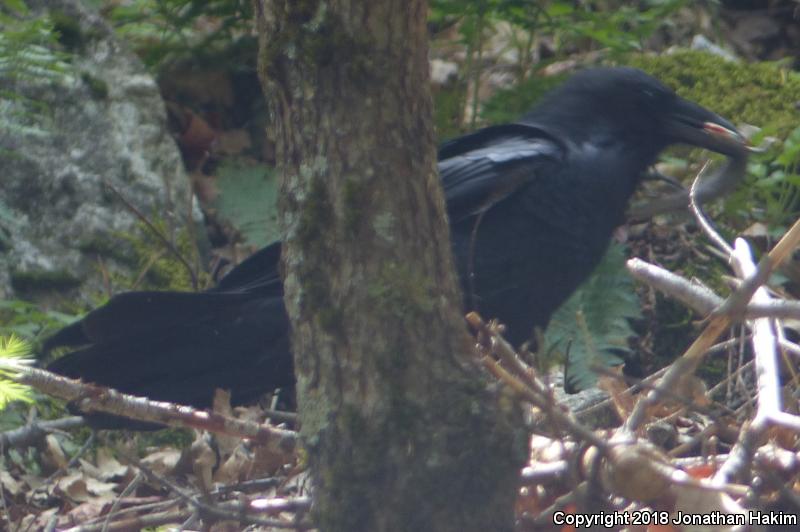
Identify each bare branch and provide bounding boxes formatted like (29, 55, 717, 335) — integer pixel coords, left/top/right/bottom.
(10, 365, 297, 451)
(624, 215, 800, 433)
(627, 258, 800, 320)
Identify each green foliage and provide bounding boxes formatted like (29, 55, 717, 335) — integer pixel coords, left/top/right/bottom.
(0, 335, 34, 409)
(0, 0, 73, 139)
(479, 71, 566, 125)
(549, 0, 687, 56)
(430, 1, 687, 134)
(212, 159, 281, 249)
(121, 218, 205, 291)
(0, 1, 69, 83)
(0, 299, 77, 342)
(433, 86, 468, 141)
(629, 52, 800, 235)
(724, 126, 800, 233)
(628, 51, 800, 139)
(431, 1, 687, 55)
(543, 243, 641, 392)
(107, 0, 254, 68)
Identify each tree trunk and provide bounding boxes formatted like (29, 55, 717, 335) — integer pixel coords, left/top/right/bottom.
(254, 2, 526, 530)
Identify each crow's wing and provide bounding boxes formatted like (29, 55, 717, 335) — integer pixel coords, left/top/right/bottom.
(46, 290, 291, 426)
(44, 242, 284, 353)
(43, 290, 269, 350)
(438, 124, 565, 222)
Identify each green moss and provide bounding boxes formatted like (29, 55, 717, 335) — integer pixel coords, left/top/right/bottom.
(120, 219, 204, 291)
(477, 52, 800, 137)
(479, 71, 568, 126)
(627, 51, 800, 137)
(433, 85, 467, 141)
(367, 262, 436, 325)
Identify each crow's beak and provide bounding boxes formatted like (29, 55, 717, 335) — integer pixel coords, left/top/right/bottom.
(664, 97, 747, 157)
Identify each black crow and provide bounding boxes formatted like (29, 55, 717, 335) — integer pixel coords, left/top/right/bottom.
(45, 67, 746, 428)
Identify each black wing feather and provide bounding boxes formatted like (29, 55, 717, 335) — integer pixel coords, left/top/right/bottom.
(439, 124, 564, 221)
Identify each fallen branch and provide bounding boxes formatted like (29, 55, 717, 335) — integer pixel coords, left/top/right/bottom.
(623, 213, 800, 433)
(2, 364, 297, 452)
(627, 258, 800, 320)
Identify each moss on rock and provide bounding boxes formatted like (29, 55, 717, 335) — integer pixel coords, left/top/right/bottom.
(628, 51, 800, 137)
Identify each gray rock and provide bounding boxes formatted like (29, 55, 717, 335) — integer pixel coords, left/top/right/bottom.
(0, 0, 199, 303)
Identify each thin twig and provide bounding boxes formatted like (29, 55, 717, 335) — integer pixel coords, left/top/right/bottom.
(101, 473, 144, 532)
(132, 459, 313, 529)
(689, 161, 734, 256)
(625, 216, 800, 433)
(469, 313, 609, 450)
(102, 178, 198, 290)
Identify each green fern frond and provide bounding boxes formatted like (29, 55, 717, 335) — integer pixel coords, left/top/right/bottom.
(0, 334, 35, 409)
(543, 243, 640, 392)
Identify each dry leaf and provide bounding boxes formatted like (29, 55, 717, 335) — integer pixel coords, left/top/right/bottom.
(56, 472, 90, 502)
(18, 507, 58, 531)
(56, 471, 118, 504)
(191, 434, 217, 492)
(96, 448, 133, 482)
(251, 441, 292, 477)
(65, 499, 115, 527)
(213, 389, 241, 457)
(0, 470, 23, 497)
(84, 477, 118, 498)
(140, 448, 181, 477)
(214, 444, 252, 484)
(41, 434, 68, 472)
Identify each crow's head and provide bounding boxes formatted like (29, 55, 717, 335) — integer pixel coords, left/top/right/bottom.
(523, 67, 745, 158)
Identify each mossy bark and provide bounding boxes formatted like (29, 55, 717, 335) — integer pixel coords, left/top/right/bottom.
(254, 2, 526, 531)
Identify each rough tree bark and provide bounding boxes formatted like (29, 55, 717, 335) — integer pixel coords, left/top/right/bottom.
(254, 2, 526, 531)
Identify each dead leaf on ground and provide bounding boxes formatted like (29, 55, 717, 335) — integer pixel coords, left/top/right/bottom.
(41, 434, 68, 472)
(0, 469, 24, 497)
(140, 448, 182, 477)
(190, 434, 217, 492)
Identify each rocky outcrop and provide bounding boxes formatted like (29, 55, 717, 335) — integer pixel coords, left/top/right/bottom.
(0, 0, 199, 303)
